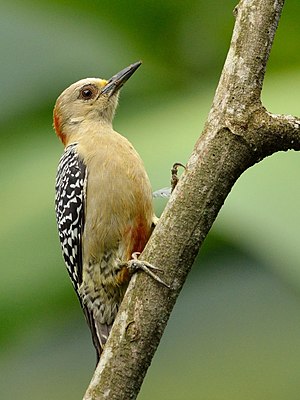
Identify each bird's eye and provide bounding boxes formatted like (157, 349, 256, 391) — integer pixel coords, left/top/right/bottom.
(78, 85, 97, 100)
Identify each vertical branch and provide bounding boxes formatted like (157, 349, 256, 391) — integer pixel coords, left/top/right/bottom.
(83, 1, 300, 399)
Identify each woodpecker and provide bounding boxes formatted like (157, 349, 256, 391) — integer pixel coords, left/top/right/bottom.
(54, 61, 166, 362)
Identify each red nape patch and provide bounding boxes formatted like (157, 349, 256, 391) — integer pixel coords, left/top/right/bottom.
(53, 109, 66, 145)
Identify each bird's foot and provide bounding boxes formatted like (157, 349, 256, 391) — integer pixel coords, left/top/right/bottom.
(127, 252, 170, 288)
(171, 162, 186, 192)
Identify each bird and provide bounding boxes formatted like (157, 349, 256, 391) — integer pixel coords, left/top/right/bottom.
(53, 61, 168, 362)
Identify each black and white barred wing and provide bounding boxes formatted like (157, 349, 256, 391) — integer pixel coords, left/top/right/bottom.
(55, 143, 86, 292)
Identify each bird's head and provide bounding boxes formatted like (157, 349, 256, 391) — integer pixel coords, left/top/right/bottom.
(53, 61, 141, 145)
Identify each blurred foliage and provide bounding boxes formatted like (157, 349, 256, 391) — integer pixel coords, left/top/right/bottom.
(1, 1, 300, 399)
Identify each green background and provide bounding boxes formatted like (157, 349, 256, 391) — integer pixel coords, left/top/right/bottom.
(1, 1, 300, 399)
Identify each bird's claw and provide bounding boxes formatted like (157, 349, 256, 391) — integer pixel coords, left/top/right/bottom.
(171, 162, 186, 192)
(128, 252, 170, 288)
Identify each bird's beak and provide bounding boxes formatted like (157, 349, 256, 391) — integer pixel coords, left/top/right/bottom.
(101, 61, 142, 96)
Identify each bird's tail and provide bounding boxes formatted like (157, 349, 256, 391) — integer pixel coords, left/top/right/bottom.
(82, 306, 112, 364)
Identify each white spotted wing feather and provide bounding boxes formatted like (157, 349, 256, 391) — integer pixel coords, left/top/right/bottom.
(55, 143, 86, 292)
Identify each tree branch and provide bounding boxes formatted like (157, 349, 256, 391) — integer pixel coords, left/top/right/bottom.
(83, 0, 300, 398)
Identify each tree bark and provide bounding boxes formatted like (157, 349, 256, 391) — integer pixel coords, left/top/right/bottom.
(83, 0, 300, 398)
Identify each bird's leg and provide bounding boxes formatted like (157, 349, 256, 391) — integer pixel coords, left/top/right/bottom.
(127, 252, 170, 288)
(171, 162, 186, 192)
